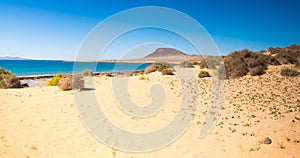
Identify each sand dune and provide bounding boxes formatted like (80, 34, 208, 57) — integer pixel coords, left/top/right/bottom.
(0, 65, 299, 158)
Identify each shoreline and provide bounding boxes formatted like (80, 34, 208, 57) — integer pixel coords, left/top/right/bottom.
(17, 70, 142, 80)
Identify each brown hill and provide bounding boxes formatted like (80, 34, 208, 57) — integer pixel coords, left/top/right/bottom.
(138, 48, 203, 62)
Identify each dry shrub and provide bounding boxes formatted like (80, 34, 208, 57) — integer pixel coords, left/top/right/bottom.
(198, 71, 211, 78)
(192, 61, 199, 65)
(144, 63, 172, 74)
(280, 68, 299, 77)
(249, 66, 266, 76)
(268, 44, 300, 66)
(224, 49, 268, 78)
(268, 56, 281, 65)
(131, 70, 144, 76)
(98, 72, 112, 77)
(179, 61, 194, 68)
(80, 70, 93, 77)
(58, 74, 84, 91)
(161, 68, 174, 75)
(0, 67, 20, 89)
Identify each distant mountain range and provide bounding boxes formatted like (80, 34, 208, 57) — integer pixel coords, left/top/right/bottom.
(0, 56, 30, 60)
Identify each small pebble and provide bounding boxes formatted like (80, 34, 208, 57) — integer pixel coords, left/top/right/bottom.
(264, 137, 272, 144)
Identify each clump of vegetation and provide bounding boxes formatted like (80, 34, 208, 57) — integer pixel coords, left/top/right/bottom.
(192, 61, 199, 65)
(268, 56, 281, 65)
(179, 61, 194, 68)
(131, 70, 144, 76)
(161, 68, 174, 75)
(139, 76, 149, 80)
(249, 66, 266, 76)
(224, 49, 268, 78)
(144, 62, 173, 75)
(280, 67, 299, 77)
(198, 71, 211, 78)
(80, 70, 93, 77)
(58, 74, 84, 91)
(0, 67, 20, 89)
(268, 44, 300, 66)
(47, 74, 64, 86)
(98, 72, 112, 77)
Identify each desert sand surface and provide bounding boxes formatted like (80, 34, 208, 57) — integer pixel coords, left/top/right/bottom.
(0, 65, 300, 158)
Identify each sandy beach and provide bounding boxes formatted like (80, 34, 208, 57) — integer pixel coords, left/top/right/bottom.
(0, 65, 299, 158)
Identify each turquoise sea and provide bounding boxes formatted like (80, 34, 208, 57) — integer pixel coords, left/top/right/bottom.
(0, 60, 150, 76)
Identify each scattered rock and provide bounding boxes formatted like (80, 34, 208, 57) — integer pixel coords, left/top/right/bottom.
(264, 137, 272, 144)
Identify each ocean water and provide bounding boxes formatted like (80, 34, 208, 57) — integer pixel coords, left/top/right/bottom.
(0, 60, 150, 76)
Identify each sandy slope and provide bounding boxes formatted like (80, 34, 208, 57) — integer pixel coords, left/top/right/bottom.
(0, 65, 299, 158)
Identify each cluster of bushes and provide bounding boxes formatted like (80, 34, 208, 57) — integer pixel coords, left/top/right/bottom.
(280, 67, 299, 77)
(268, 44, 300, 66)
(224, 49, 269, 78)
(47, 70, 88, 91)
(223, 44, 300, 79)
(144, 63, 174, 75)
(130, 70, 144, 76)
(0, 67, 20, 89)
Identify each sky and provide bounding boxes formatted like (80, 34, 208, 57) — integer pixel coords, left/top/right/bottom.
(0, 0, 299, 60)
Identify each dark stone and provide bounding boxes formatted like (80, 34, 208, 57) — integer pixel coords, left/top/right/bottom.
(264, 137, 272, 144)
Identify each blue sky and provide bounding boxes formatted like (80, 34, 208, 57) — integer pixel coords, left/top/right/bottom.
(0, 0, 299, 60)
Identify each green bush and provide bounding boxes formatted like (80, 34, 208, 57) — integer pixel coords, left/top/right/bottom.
(0, 67, 20, 89)
(280, 68, 299, 77)
(47, 74, 64, 86)
(179, 61, 194, 68)
(198, 71, 211, 78)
